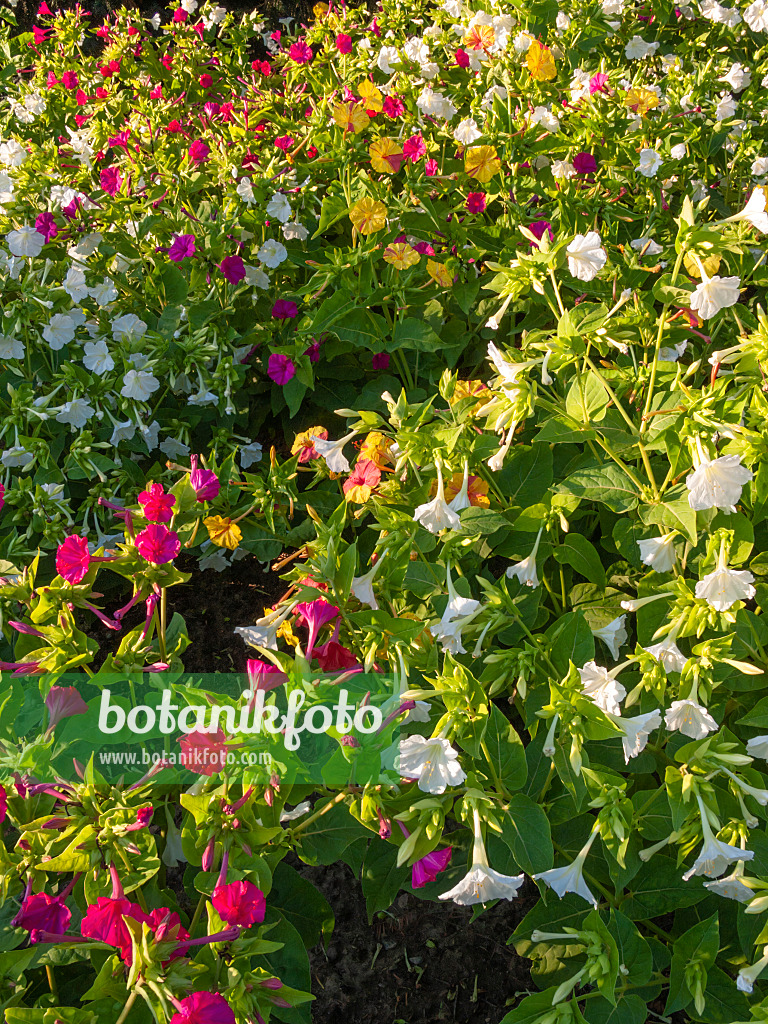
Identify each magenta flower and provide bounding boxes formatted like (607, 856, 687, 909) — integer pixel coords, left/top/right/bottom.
(188, 140, 210, 164)
(35, 212, 58, 242)
(403, 134, 426, 162)
(56, 535, 90, 584)
(81, 897, 148, 959)
(272, 299, 298, 320)
(314, 639, 358, 671)
(173, 7, 187, 21)
(305, 341, 321, 362)
(135, 523, 181, 565)
(168, 234, 196, 262)
(412, 845, 453, 888)
(15, 893, 71, 942)
(267, 353, 296, 385)
(383, 95, 405, 118)
(138, 481, 176, 523)
(189, 455, 220, 500)
(219, 255, 245, 283)
(46, 686, 88, 730)
(425, 158, 439, 176)
(61, 70, 79, 89)
(528, 220, 554, 246)
(573, 151, 597, 175)
(199, 73, 213, 88)
(336, 32, 352, 53)
(589, 72, 609, 94)
(372, 352, 390, 370)
(294, 598, 339, 658)
(100, 166, 122, 196)
(212, 880, 266, 927)
(169, 992, 235, 1024)
(247, 658, 287, 692)
(274, 135, 295, 152)
(289, 40, 313, 63)
(465, 192, 486, 214)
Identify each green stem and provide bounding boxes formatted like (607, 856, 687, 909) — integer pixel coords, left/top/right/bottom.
(290, 790, 348, 834)
(642, 248, 685, 426)
(115, 990, 139, 1024)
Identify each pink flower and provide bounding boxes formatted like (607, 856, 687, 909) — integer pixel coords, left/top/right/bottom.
(294, 598, 339, 658)
(573, 151, 597, 175)
(455, 48, 470, 68)
(589, 72, 609, 94)
(289, 40, 313, 63)
(47, 71, 59, 87)
(272, 299, 298, 320)
(81, 897, 148, 958)
(343, 459, 381, 498)
(56, 535, 90, 584)
(275, 135, 295, 152)
(32, 26, 50, 44)
(189, 455, 220, 501)
(100, 166, 122, 196)
(403, 134, 426, 162)
(382, 95, 405, 118)
(35, 212, 58, 242)
(305, 341, 321, 362)
(252, 59, 271, 75)
(425, 158, 439, 176)
(76, 89, 89, 107)
(169, 992, 235, 1024)
(45, 686, 88, 729)
(412, 845, 453, 888)
(267, 353, 296, 385)
(528, 220, 554, 246)
(138, 482, 176, 523)
(173, 8, 187, 22)
(199, 73, 213, 88)
(372, 352, 390, 370)
(61, 70, 79, 89)
(135, 524, 181, 564)
(212, 880, 266, 927)
(0, 785, 6, 823)
(336, 32, 352, 53)
(314, 639, 358, 671)
(465, 192, 486, 213)
(219, 255, 245, 283)
(168, 234, 196, 261)
(179, 729, 228, 776)
(247, 658, 287, 692)
(188, 140, 210, 164)
(16, 893, 71, 941)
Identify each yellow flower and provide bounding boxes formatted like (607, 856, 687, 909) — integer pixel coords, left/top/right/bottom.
(203, 515, 242, 550)
(625, 87, 658, 116)
(684, 252, 722, 279)
(450, 379, 492, 413)
(369, 137, 405, 173)
(349, 197, 388, 234)
(277, 618, 299, 647)
(384, 242, 420, 269)
(359, 431, 394, 469)
(313, 2, 328, 19)
(332, 101, 370, 134)
(464, 145, 501, 183)
(358, 79, 384, 112)
(463, 23, 495, 50)
(526, 40, 556, 82)
(427, 259, 453, 287)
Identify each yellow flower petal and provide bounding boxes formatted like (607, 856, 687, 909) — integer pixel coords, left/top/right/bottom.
(527, 40, 557, 81)
(203, 515, 242, 550)
(464, 145, 502, 183)
(369, 137, 405, 174)
(427, 260, 453, 287)
(625, 87, 658, 116)
(384, 242, 420, 269)
(332, 101, 370, 134)
(349, 197, 388, 234)
(358, 79, 384, 112)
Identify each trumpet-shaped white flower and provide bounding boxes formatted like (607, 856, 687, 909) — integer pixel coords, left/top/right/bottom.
(56, 399, 95, 429)
(644, 635, 687, 673)
(721, 62, 751, 92)
(447, 462, 473, 513)
(7, 225, 44, 258)
(637, 534, 677, 573)
(506, 528, 543, 588)
(578, 661, 626, 716)
(351, 553, 385, 610)
(414, 462, 462, 534)
(112, 313, 147, 342)
(0, 334, 24, 360)
(313, 430, 357, 473)
(745, 0, 768, 31)
(737, 948, 768, 993)
(592, 615, 628, 660)
(689, 272, 741, 320)
(439, 808, 525, 905)
(704, 862, 753, 902)
(266, 192, 292, 223)
(747, 736, 768, 759)
(257, 238, 288, 268)
(83, 339, 114, 375)
(665, 699, 718, 740)
(683, 793, 754, 880)
(121, 369, 159, 401)
(486, 341, 538, 386)
(235, 602, 297, 651)
(43, 314, 77, 351)
(397, 734, 467, 793)
(695, 543, 755, 611)
(686, 453, 752, 512)
(430, 565, 482, 654)
(605, 709, 662, 763)
(454, 117, 482, 145)
(533, 829, 599, 907)
(566, 231, 607, 282)
(636, 149, 662, 177)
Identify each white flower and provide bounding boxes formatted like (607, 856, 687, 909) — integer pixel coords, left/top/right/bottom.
(158, 435, 189, 458)
(266, 192, 292, 223)
(683, 794, 754, 880)
(601, 0, 624, 11)
(283, 222, 309, 241)
(244, 265, 270, 289)
(7, 225, 44, 258)
(68, 231, 102, 259)
(704, 865, 753, 902)
(351, 562, 381, 610)
(566, 232, 607, 282)
(636, 148, 662, 177)
(695, 561, 755, 611)
(416, 86, 456, 120)
(313, 429, 356, 474)
(578, 661, 626, 716)
(644, 636, 687, 673)
(533, 830, 599, 907)
(686, 453, 752, 511)
(721, 62, 751, 91)
(506, 527, 543, 589)
(665, 699, 718, 740)
(397, 734, 467, 793)
(689, 273, 740, 320)
(725, 188, 768, 233)
(0, 334, 24, 359)
(439, 808, 524, 905)
(121, 369, 160, 401)
(43, 314, 77, 351)
(513, 31, 533, 53)
(257, 238, 288, 269)
(235, 602, 297, 651)
(670, 143, 687, 159)
(280, 801, 312, 822)
(89, 278, 118, 306)
(448, 462, 473, 514)
(630, 236, 663, 256)
(592, 616, 628, 660)
(754, 157, 768, 177)
(747, 736, 768, 759)
(737, 949, 768, 993)
(715, 92, 737, 121)
(56, 398, 95, 429)
(745, 0, 768, 30)
(529, 105, 560, 133)
(1, 446, 33, 468)
(0, 140, 27, 167)
(414, 462, 462, 533)
(637, 534, 676, 572)
(112, 314, 147, 342)
(556, 11, 571, 30)
(83, 339, 114, 375)
(551, 159, 575, 179)
(625, 35, 660, 59)
(606, 709, 662, 762)
(110, 420, 135, 446)
(239, 441, 263, 468)
(236, 178, 256, 204)
(0, 172, 14, 204)
(700, 0, 741, 24)
(429, 566, 483, 654)
(63, 266, 89, 302)
(486, 342, 538, 385)
(139, 418, 159, 449)
(377, 45, 400, 73)
(454, 117, 482, 145)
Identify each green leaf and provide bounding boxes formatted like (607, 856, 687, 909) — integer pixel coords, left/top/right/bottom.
(500, 795, 553, 875)
(361, 840, 409, 921)
(619, 858, 706, 920)
(498, 444, 554, 507)
(499, 989, 585, 1024)
(608, 909, 653, 987)
(557, 464, 639, 513)
(161, 264, 188, 304)
(693, 965, 751, 1023)
(268, 862, 334, 949)
(583, 994, 647, 1024)
(535, 413, 597, 444)
(459, 507, 508, 535)
(547, 610, 595, 677)
(390, 317, 443, 352)
(565, 372, 609, 424)
(665, 912, 719, 1014)
(482, 706, 527, 792)
(295, 802, 369, 866)
(261, 911, 314, 1024)
(554, 535, 607, 588)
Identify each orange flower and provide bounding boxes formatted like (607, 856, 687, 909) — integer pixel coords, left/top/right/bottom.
(359, 431, 393, 469)
(349, 197, 388, 234)
(526, 40, 556, 81)
(464, 23, 495, 50)
(369, 137, 405, 173)
(427, 259, 453, 287)
(358, 79, 384, 112)
(432, 473, 490, 508)
(203, 515, 242, 550)
(332, 101, 370, 134)
(292, 426, 328, 463)
(343, 459, 381, 503)
(464, 145, 501, 183)
(384, 242, 420, 269)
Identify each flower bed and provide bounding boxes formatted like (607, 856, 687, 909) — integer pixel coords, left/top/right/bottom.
(3, 0, 768, 1022)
